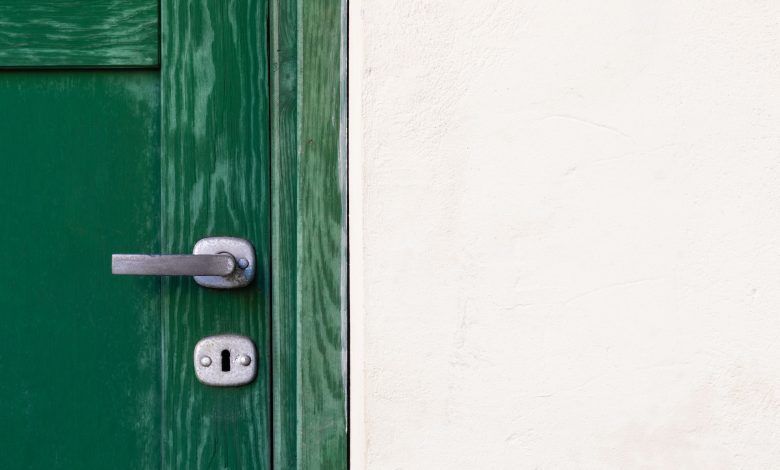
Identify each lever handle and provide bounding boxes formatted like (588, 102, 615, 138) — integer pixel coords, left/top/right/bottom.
(112, 254, 237, 277)
(111, 237, 255, 289)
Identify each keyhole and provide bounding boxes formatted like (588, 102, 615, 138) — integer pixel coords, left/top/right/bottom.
(221, 350, 231, 372)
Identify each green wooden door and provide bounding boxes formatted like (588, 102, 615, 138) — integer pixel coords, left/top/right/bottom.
(0, 1, 346, 469)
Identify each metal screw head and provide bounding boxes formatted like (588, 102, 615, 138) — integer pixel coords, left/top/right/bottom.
(199, 356, 212, 367)
(237, 355, 251, 366)
(237, 258, 250, 269)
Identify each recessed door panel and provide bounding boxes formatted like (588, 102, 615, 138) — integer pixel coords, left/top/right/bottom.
(0, 70, 161, 469)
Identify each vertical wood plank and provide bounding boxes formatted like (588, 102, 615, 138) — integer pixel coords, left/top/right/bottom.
(161, 0, 271, 468)
(298, 0, 348, 465)
(271, 0, 348, 467)
(270, 0, 300, 467)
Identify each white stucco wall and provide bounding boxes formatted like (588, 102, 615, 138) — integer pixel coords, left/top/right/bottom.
(349, 1, 780, 468)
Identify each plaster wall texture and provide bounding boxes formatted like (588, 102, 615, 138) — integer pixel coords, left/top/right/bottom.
(349, 1, 780, 468)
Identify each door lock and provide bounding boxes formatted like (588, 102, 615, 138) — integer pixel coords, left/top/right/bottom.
(194, 334, 257, 387)
(112, 236, 255, 289)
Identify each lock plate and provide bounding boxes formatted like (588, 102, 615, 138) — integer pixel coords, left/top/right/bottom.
(194, 334, 257, 387)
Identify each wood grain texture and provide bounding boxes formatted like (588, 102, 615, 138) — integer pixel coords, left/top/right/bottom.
(270, 0, 299, 467)
(271, 0, 348, 467)
(0, 0, 158, 67)
(161, 0, 271, 468)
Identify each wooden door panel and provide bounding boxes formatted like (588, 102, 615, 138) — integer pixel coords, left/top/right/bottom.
(0, 70, 161, 469)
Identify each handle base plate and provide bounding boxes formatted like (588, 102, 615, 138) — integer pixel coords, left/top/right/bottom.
(193, 237, 256, 289)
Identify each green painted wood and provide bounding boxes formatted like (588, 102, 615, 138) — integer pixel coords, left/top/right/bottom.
(0, 2, 343, 468)
(0, 70, 161, 469)
(0, 0, 158, 68)
(160, 0, 271, 468)
(271, 0, 348, 467)
(269, 1, 298, 467)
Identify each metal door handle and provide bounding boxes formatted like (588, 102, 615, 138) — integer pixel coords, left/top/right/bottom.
(112, 254, 237, 276)
(112, 237, 255, 289)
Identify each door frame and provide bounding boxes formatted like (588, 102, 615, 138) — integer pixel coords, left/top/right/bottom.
(270, 0, 349, 467)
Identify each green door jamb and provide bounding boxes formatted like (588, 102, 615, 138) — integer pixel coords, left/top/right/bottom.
(271, 0, 349, 468)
